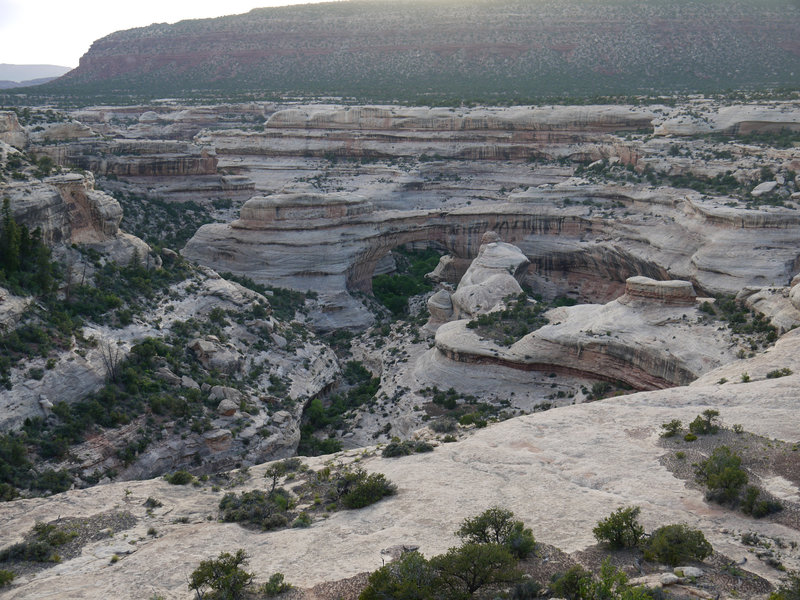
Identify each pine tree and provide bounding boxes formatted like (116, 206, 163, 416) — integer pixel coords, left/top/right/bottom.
(1, 197, 21, 275)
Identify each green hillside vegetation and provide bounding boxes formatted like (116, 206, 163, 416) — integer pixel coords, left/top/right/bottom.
(11, 0, 799, 103)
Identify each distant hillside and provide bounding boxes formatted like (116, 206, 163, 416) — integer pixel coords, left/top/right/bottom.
(0, 64, 71, 83)
(38, 0, 800, 100)
(0, 77, 63, 89)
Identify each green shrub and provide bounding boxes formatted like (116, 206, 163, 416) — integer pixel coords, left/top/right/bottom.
(770, 570, 800, 600)
(688, 410, 720, 435)
(766, 368, 793, 379)
(164, 470, 194, 485)
(695, 446, 748, 505)
(259, 572, 293, 596)
(741, 486, 782, 518)
(382, 439, 414, 458)
(340, 470, 396, 509)
(430, 418, 457, 433)
(0, 521, 77, 564)
(359, 551, 438, 600)
(0, 483, 19, 502)
(382, 439, 434, 458)
(644, 524, 712, 566)
(511, 579, 543, 600)
(431, 543, 522, 596)
(0, 569, 14, 587)
(189, 549, 253, 600)
(550, 565, 594, 600)
(291, 512, 312, 528)
(143, 496, 163, 509)
(683, 433, 698, 442)
(660, 419, 682, 438)
(218, 490, 290, 531)
(457, 507, 536, 559)
(593, 506, 645, 549)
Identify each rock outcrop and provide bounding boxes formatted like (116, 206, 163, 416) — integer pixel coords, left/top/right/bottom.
(44, 139, 218, 177)
(0, 111, 26, 148)
(432, 275, 732, 390)
(199, 104, 655, 162)
(449, 231, 529, 319)
(184, 186, 800, 330)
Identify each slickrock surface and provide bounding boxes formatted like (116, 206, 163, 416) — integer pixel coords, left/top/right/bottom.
(2, 330, 800, 599)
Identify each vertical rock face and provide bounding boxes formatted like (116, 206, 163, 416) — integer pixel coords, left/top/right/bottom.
(47, 173, 122, 243)
(0, 111, 27, 148)
(47, 140, 219, 177)
(620, 276, 696, 306)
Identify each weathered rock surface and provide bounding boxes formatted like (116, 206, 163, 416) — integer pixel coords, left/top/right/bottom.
(738, 283, 800, 334)
(45, 139, 218, 177)
(200, 104, 656, 162)
(3, 172, 121, 245)
(3, 330, 800, 599)
(653, 103, 800, 137)
(0, 286, 31, 332)
(0, 111, 26, 148)
(449, 232, 529, 319)
(433, 276, 734, 390)
(184, 186, 800, 330)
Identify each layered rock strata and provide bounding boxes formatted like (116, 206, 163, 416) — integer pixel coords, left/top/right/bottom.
(43, 139, 218, 177)
(432, 276, 729, 390)
(184, 187, 800, 329)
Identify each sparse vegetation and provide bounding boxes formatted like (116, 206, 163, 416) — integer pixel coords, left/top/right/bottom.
(188, 548, 254, 600)
(644, 524, 713, 566)
(382, 438, 434, 458)
(0, 569, 14, 587)
(360, 507, 534, 600)
(466, 293, 549, 346)
(592, 506, 645, 550)
(221, 464, 395, 531)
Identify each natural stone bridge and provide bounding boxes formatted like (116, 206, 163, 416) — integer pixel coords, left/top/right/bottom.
(182, 189, 800, 329)
(182, 192, 665, 328)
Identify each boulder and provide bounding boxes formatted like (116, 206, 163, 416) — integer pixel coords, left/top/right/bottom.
(659, 573, 680, 586)
(217, 399, 239, 417)
(621, 276, 696, 306)
(209, 386, 244, 402)
(181, 375, 200, 390)
(674, 566, 703, 578)
(427, 289, 454, 323)
(155, 367, 181, 386)
(189, 338, 242, 374)
(271, 410, 291, 425)
(751, 181, 778, 197)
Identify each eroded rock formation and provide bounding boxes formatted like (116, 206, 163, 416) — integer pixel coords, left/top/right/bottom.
(184, 186, 800, 330)
(431, 275, 730, 390)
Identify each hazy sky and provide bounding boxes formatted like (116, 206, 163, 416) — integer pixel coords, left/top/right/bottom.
(0, 0, 323, 68)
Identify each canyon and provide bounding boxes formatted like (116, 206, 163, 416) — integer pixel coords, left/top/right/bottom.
(0, 91, 799, 599)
